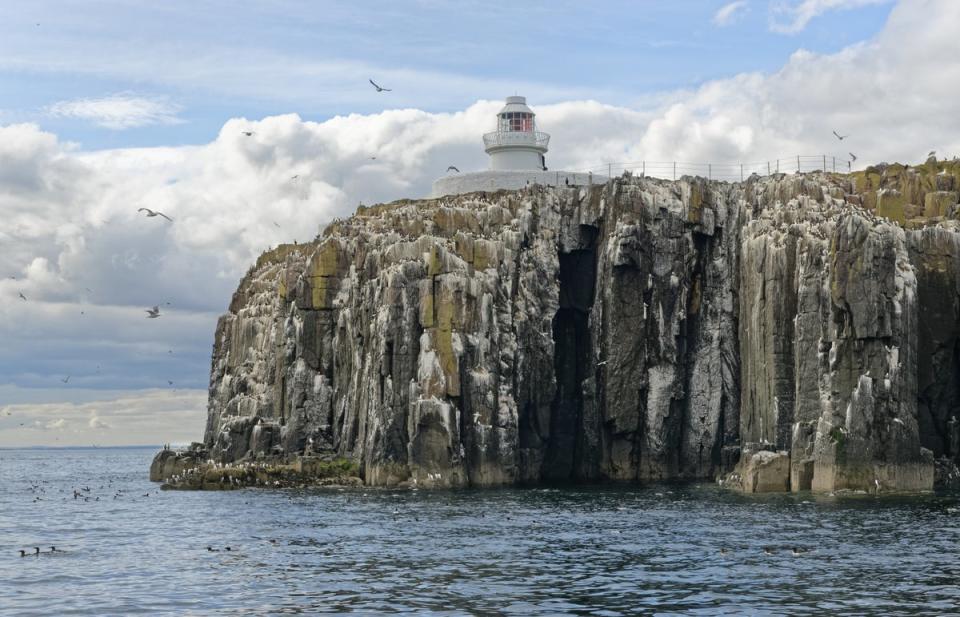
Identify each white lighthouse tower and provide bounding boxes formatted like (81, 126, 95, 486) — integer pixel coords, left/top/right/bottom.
(430, 95, 603, 197)
(483, 96, 550, 171)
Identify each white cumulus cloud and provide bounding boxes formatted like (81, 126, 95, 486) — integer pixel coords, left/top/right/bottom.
(770, 0, 893, 34)
(714, 1, 749, 26)
(46, 93, 183, 129)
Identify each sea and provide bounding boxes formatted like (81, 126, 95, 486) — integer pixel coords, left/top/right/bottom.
(0, 447, 958, 615)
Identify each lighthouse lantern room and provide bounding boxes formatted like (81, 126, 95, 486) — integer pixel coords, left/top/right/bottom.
(482, 96, 550, 171)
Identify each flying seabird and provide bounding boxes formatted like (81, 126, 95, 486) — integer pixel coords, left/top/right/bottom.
(832, 131, 848, 141)
(168, 380, 174, 386)
(241, 131, 255, 137)
(146, 306, 161, 319)
(369, 79, 391, 92)
(61, 376, 70, 384)
(137, 208, 173, 222)
(849, 152, 858, 162)
(18, 292, 26, 301)
(290, 174, 299, 180)
(446, 166, 460, 173)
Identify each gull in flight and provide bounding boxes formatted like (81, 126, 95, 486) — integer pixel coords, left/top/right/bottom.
(146, 306, 161, 319)
(137, 208, 173, 222)
(61, 376, 70, 384)
(290, 174, 299, 181)
(928, 150, 937, 159)
(18, 292, 27, 301)
(241, 131, 255, 137)
(446, 166, 460, 173)
(849, 152, 858, 162)
(832, 131, 848, 141)
(369, 79, 391, 92)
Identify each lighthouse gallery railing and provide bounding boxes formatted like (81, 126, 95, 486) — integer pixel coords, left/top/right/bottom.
(483, 130, 550, 150)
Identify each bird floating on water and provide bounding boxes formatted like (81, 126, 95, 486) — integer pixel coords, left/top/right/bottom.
(369, 79, 391, 92)
(137, 208, 173, 222)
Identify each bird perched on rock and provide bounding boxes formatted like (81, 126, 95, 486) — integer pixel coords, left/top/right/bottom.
(146, 306, 161, 319)
(369, 79, 391, 92)
(137, 208, 173, 222)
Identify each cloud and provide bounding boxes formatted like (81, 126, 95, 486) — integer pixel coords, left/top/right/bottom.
(88, 414, 111, 429)
(2, 0, 959, 446)
(713, 1, 749, 26)
(770, 0, 892, 34)
(42, 418, 67, 431)
(46, 93, 183, 129)
(0, 389, 205, 446)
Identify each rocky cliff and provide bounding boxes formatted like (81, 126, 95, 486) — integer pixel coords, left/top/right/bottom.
(163, 160, 960, 492)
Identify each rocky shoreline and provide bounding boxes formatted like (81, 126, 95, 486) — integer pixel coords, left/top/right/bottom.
(151, 445, 362, 490)
(152, 159, 960, 493)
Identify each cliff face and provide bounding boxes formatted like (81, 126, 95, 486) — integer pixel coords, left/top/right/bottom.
(192, 162, 960, 491)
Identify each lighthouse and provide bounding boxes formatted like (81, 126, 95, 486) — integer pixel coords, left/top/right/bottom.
(483, 96, 550, 171)
(430, 95, 603, 197)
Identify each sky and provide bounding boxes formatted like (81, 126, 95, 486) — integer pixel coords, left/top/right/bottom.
(1, 0, 958, 447)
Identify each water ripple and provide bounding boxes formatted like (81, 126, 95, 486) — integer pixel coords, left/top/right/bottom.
(1, 448, 958, 615)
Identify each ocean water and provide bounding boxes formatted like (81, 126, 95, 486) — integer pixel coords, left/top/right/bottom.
(0, 448, 958, 616)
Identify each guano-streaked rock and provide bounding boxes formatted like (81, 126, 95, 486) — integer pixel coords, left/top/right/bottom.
(153, 161, 960, 492)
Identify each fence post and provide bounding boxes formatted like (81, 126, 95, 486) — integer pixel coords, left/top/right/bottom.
(833, 156, 836, 172)
(797, 155, 800, 172)
(709, 163, 712, 180)
(608, 163, 612, 178)
(673, 162, 676, 181)
(642, 161, 646, 177)
(777, 160, 779, 173)
(767, 161, 770, 175)
(740, 163, 744, 182)
(823, 155, 827, 172)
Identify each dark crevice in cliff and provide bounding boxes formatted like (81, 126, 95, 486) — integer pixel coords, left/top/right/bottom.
(544, 225, 598, 481)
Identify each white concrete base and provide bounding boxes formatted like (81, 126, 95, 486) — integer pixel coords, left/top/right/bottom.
(430, 170, 607, 198)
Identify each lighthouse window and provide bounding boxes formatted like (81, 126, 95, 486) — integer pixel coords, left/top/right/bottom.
(499, 112, 534, 132)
